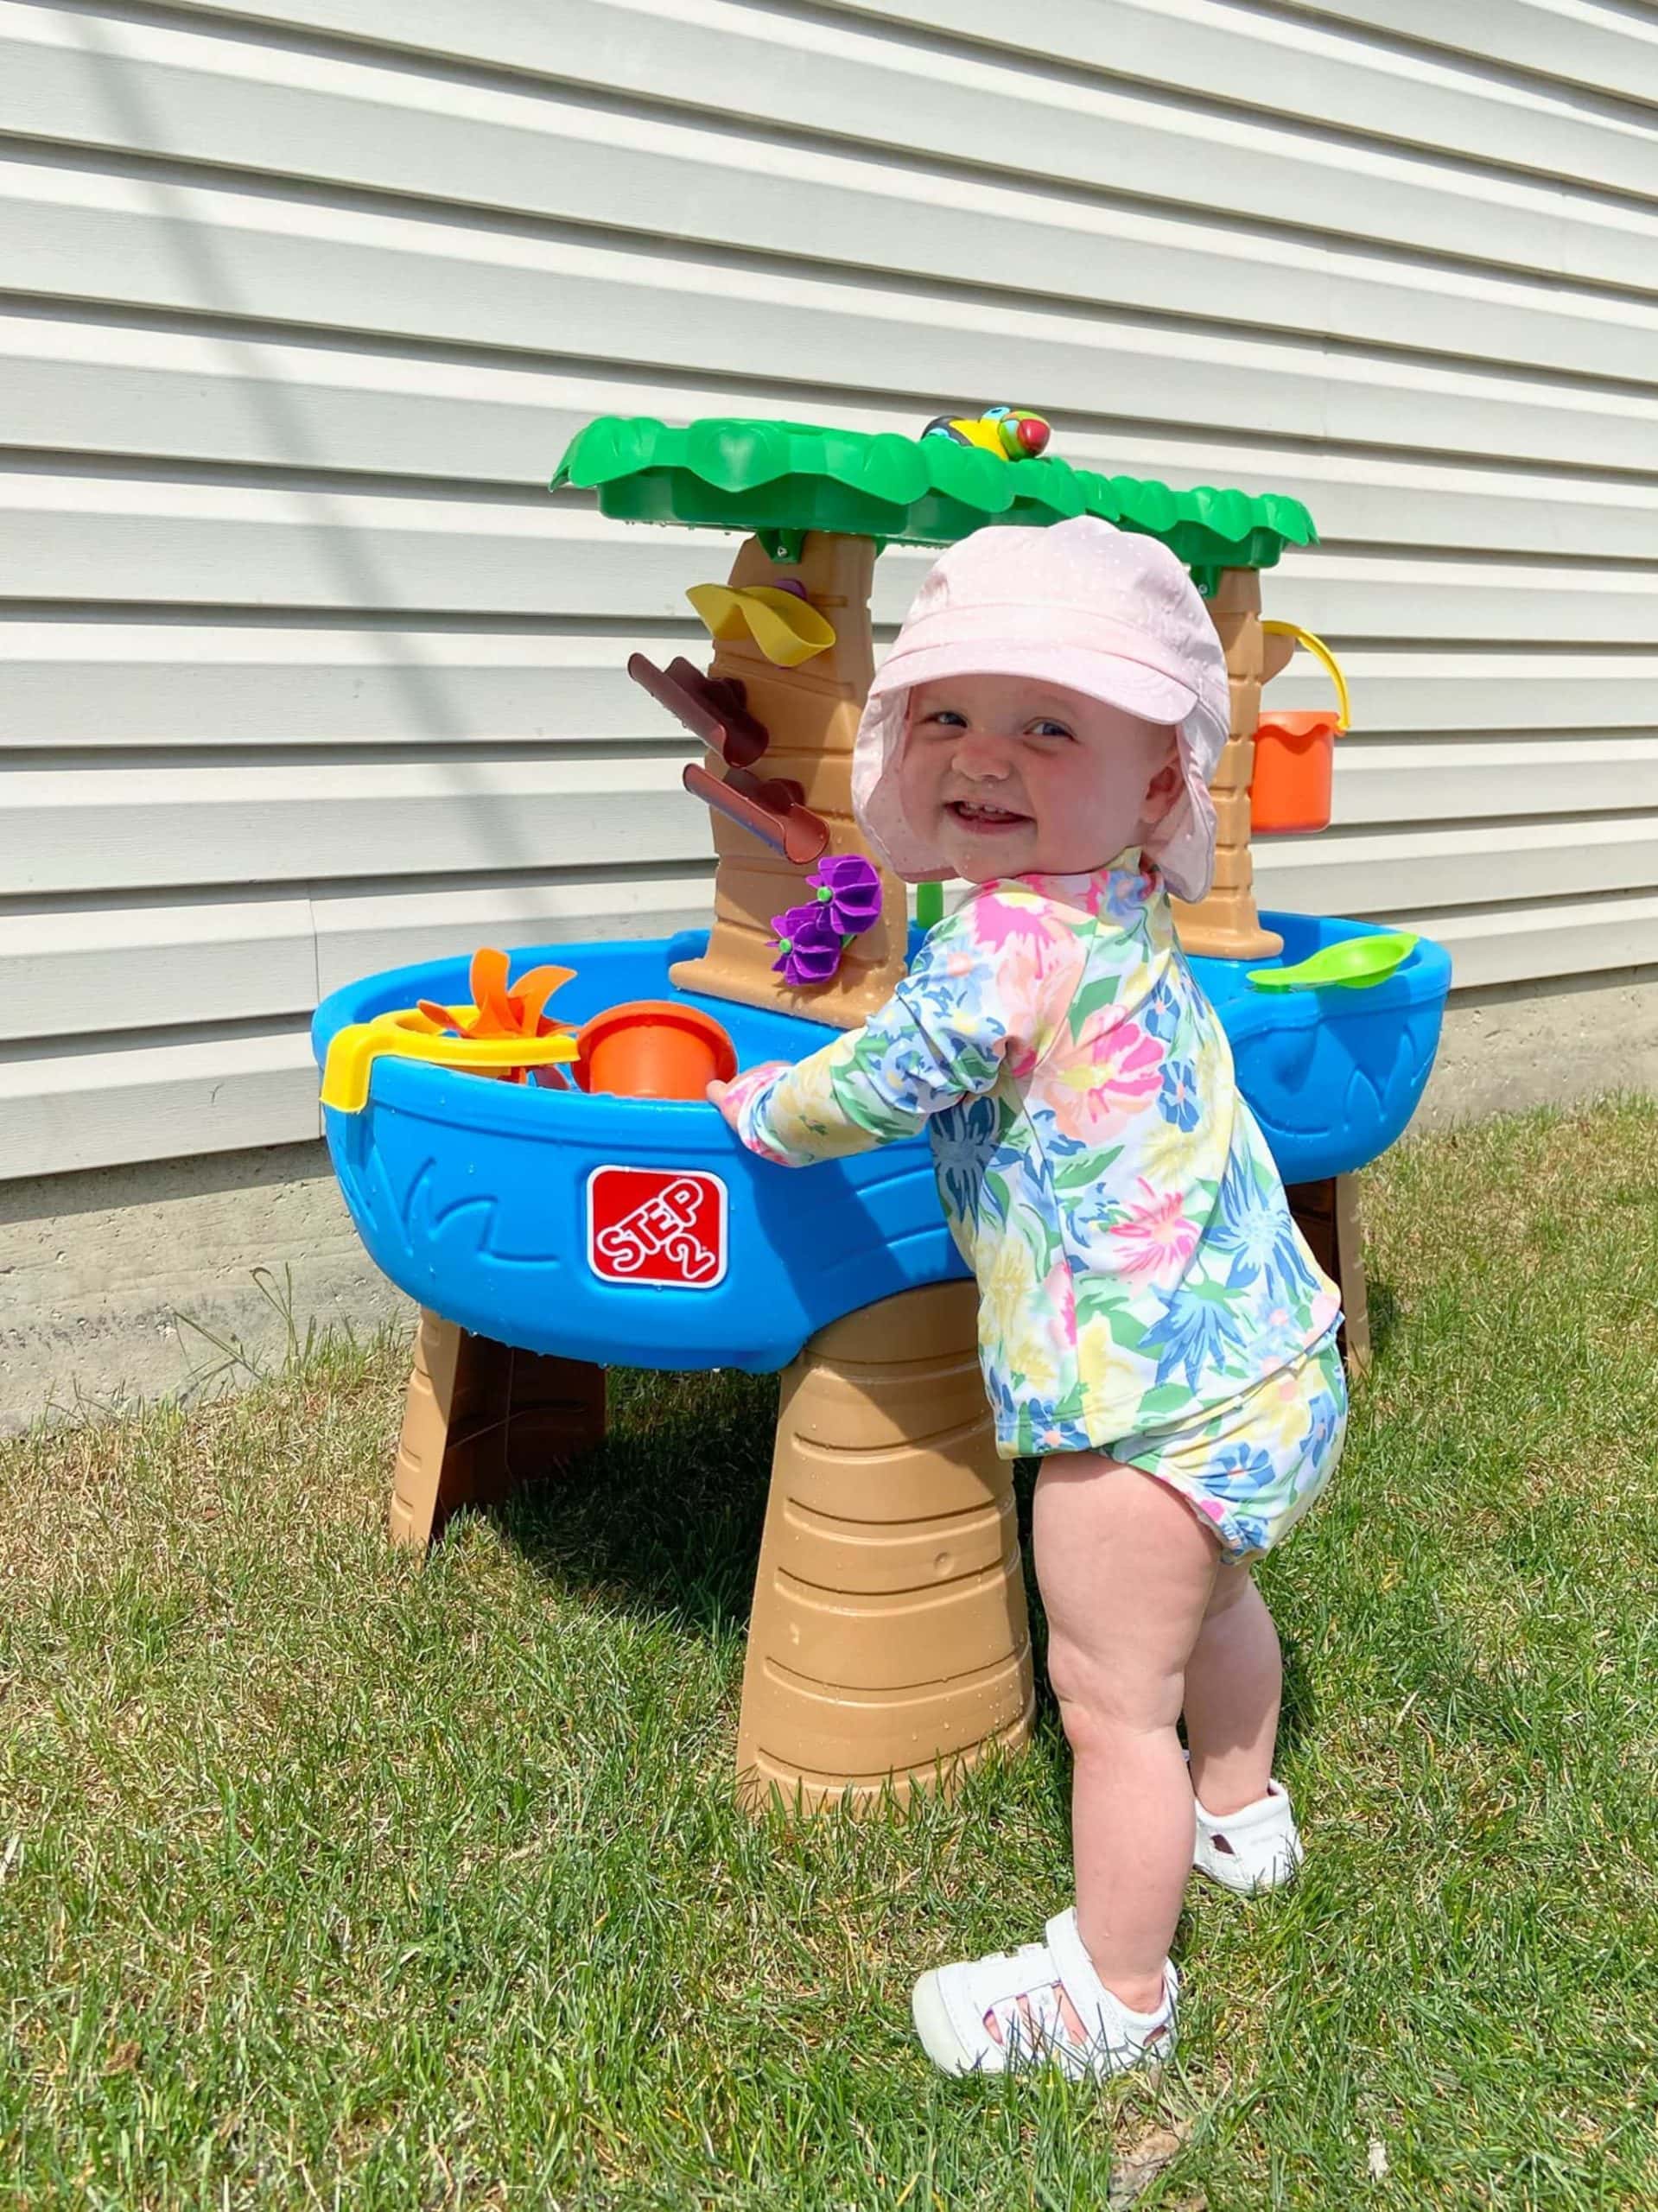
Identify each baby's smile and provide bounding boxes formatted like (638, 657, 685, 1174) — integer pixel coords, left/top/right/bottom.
(948, 797, 1032, 830)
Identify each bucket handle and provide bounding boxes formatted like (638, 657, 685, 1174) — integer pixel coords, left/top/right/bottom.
(1261, 621, 1350, 732)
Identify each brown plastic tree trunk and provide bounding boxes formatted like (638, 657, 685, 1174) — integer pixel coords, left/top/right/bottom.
(1172, 567, 1293, 961)
(737, 1280, 1034, 1814)
(669, 530, 909, 1028)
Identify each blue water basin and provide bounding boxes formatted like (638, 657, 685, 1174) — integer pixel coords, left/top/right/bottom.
(1197, 912, 1452, 1184)
(313, 914, 1448, 1371)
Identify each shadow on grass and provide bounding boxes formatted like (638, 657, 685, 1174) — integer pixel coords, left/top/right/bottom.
(486, 1364, 1343, 1775)
(1275, 1632, 1318, 1761)
(486, 1374, 1077, 1799)
(1364, 1275, 1401, 1363)
(491, 1366, 780, 1642)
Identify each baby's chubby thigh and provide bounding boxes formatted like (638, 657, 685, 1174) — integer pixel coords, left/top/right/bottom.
(1030, 1451, 1220, 1750)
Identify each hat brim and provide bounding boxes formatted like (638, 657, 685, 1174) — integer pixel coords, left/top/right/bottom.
(867, 639, 1198, 730)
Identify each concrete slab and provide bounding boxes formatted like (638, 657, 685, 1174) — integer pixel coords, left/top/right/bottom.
(1415, 966, 1658, 1130)
(0, 1141, 409, 1433)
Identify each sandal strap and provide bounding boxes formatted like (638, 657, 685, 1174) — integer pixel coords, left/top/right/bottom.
(956, 1939, 1084, 2067)
(1045, 1910, 1179, 2034)
(965, 1939, 1059, 2011)
(1194, 1780, 1289, 1831)
(1000, 1983, 1070, 2064)
(1043, 1910, 1118, 2033)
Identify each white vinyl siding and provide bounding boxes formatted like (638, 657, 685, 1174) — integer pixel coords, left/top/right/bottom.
(2, 0, 1655, 1177)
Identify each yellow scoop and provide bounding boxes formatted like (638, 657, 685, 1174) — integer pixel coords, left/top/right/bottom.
(686, 582, 837, 667)
(321, 1008, 578, 1114)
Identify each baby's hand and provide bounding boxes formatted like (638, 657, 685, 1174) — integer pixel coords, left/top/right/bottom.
(708, 1061, 790, 1134)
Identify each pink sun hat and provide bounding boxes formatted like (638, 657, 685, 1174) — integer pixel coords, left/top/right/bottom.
(852, 515, 1231, 903)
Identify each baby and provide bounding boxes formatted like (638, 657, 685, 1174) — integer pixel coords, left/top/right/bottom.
(709, 517, 1348, 2082)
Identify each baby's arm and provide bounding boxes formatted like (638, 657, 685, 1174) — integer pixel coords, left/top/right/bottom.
(710, 894, 1083, 1167)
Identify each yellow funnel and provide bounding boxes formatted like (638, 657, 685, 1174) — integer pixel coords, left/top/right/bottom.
(686, 582, 836, 667)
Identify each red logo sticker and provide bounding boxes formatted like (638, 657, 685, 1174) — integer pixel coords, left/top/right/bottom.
(586, 1166, 728, 1289)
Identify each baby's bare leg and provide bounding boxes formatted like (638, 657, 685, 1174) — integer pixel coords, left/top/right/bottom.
(1029, 1453, 1217, 2019)
(1184, 1563, 1282, 1818)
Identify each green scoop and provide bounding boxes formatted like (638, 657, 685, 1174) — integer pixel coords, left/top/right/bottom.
(1247, 932, 1417, 995)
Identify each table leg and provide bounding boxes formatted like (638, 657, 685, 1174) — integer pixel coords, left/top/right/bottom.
(737, 1280, 1033, 1815)
(1287, 1173, 1371, 1376)
(389, 1309, 607, 1548)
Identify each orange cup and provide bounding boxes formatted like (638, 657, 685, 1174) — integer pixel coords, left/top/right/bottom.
(575, 1001, 738, 1100)
(1251, 710, 1341, 836)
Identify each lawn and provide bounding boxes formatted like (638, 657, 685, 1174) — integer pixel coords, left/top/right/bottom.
(2, 1100, 1655, 2209)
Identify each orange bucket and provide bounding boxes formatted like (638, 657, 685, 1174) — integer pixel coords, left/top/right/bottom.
(575, 1001, 738, 1100)
(1253, 622, 1350, 836)
(1251, 709, 1342, 836)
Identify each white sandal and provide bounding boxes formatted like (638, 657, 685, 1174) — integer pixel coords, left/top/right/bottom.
(1193, 1780, 1304, 1894)
(911, 1909, 1178, 2082)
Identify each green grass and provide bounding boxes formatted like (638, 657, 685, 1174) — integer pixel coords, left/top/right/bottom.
(3, 1099, 1655, 2209)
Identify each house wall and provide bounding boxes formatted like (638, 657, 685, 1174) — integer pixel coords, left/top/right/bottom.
(3, 0, 1655, 1417)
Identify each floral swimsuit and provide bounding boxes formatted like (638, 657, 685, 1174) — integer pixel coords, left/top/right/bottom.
(725, 852, 1347, 1559)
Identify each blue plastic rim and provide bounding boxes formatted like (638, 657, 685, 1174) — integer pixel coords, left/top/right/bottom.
(313, 916, 1450, 1374)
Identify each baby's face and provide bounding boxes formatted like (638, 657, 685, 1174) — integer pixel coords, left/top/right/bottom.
(899, 674, 1179, 882)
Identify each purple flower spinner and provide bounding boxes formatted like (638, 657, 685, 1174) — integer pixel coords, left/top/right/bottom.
(770, 855, 883, 986)
(771, 902, 844, 987)
(807, 854, 883, 936)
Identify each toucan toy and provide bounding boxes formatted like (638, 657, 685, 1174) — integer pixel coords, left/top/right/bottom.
(922, 404, 1052, 459)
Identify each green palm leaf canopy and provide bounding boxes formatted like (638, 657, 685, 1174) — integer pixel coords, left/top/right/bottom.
(551, 415, 1316, 576)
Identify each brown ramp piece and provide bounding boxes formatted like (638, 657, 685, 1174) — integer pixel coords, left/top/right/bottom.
(738, 1281, 1034, 1814)
(390, 1308, 607, 1547)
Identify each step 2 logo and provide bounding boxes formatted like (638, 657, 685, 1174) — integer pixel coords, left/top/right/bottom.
(586, 1166, 728, 1289)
